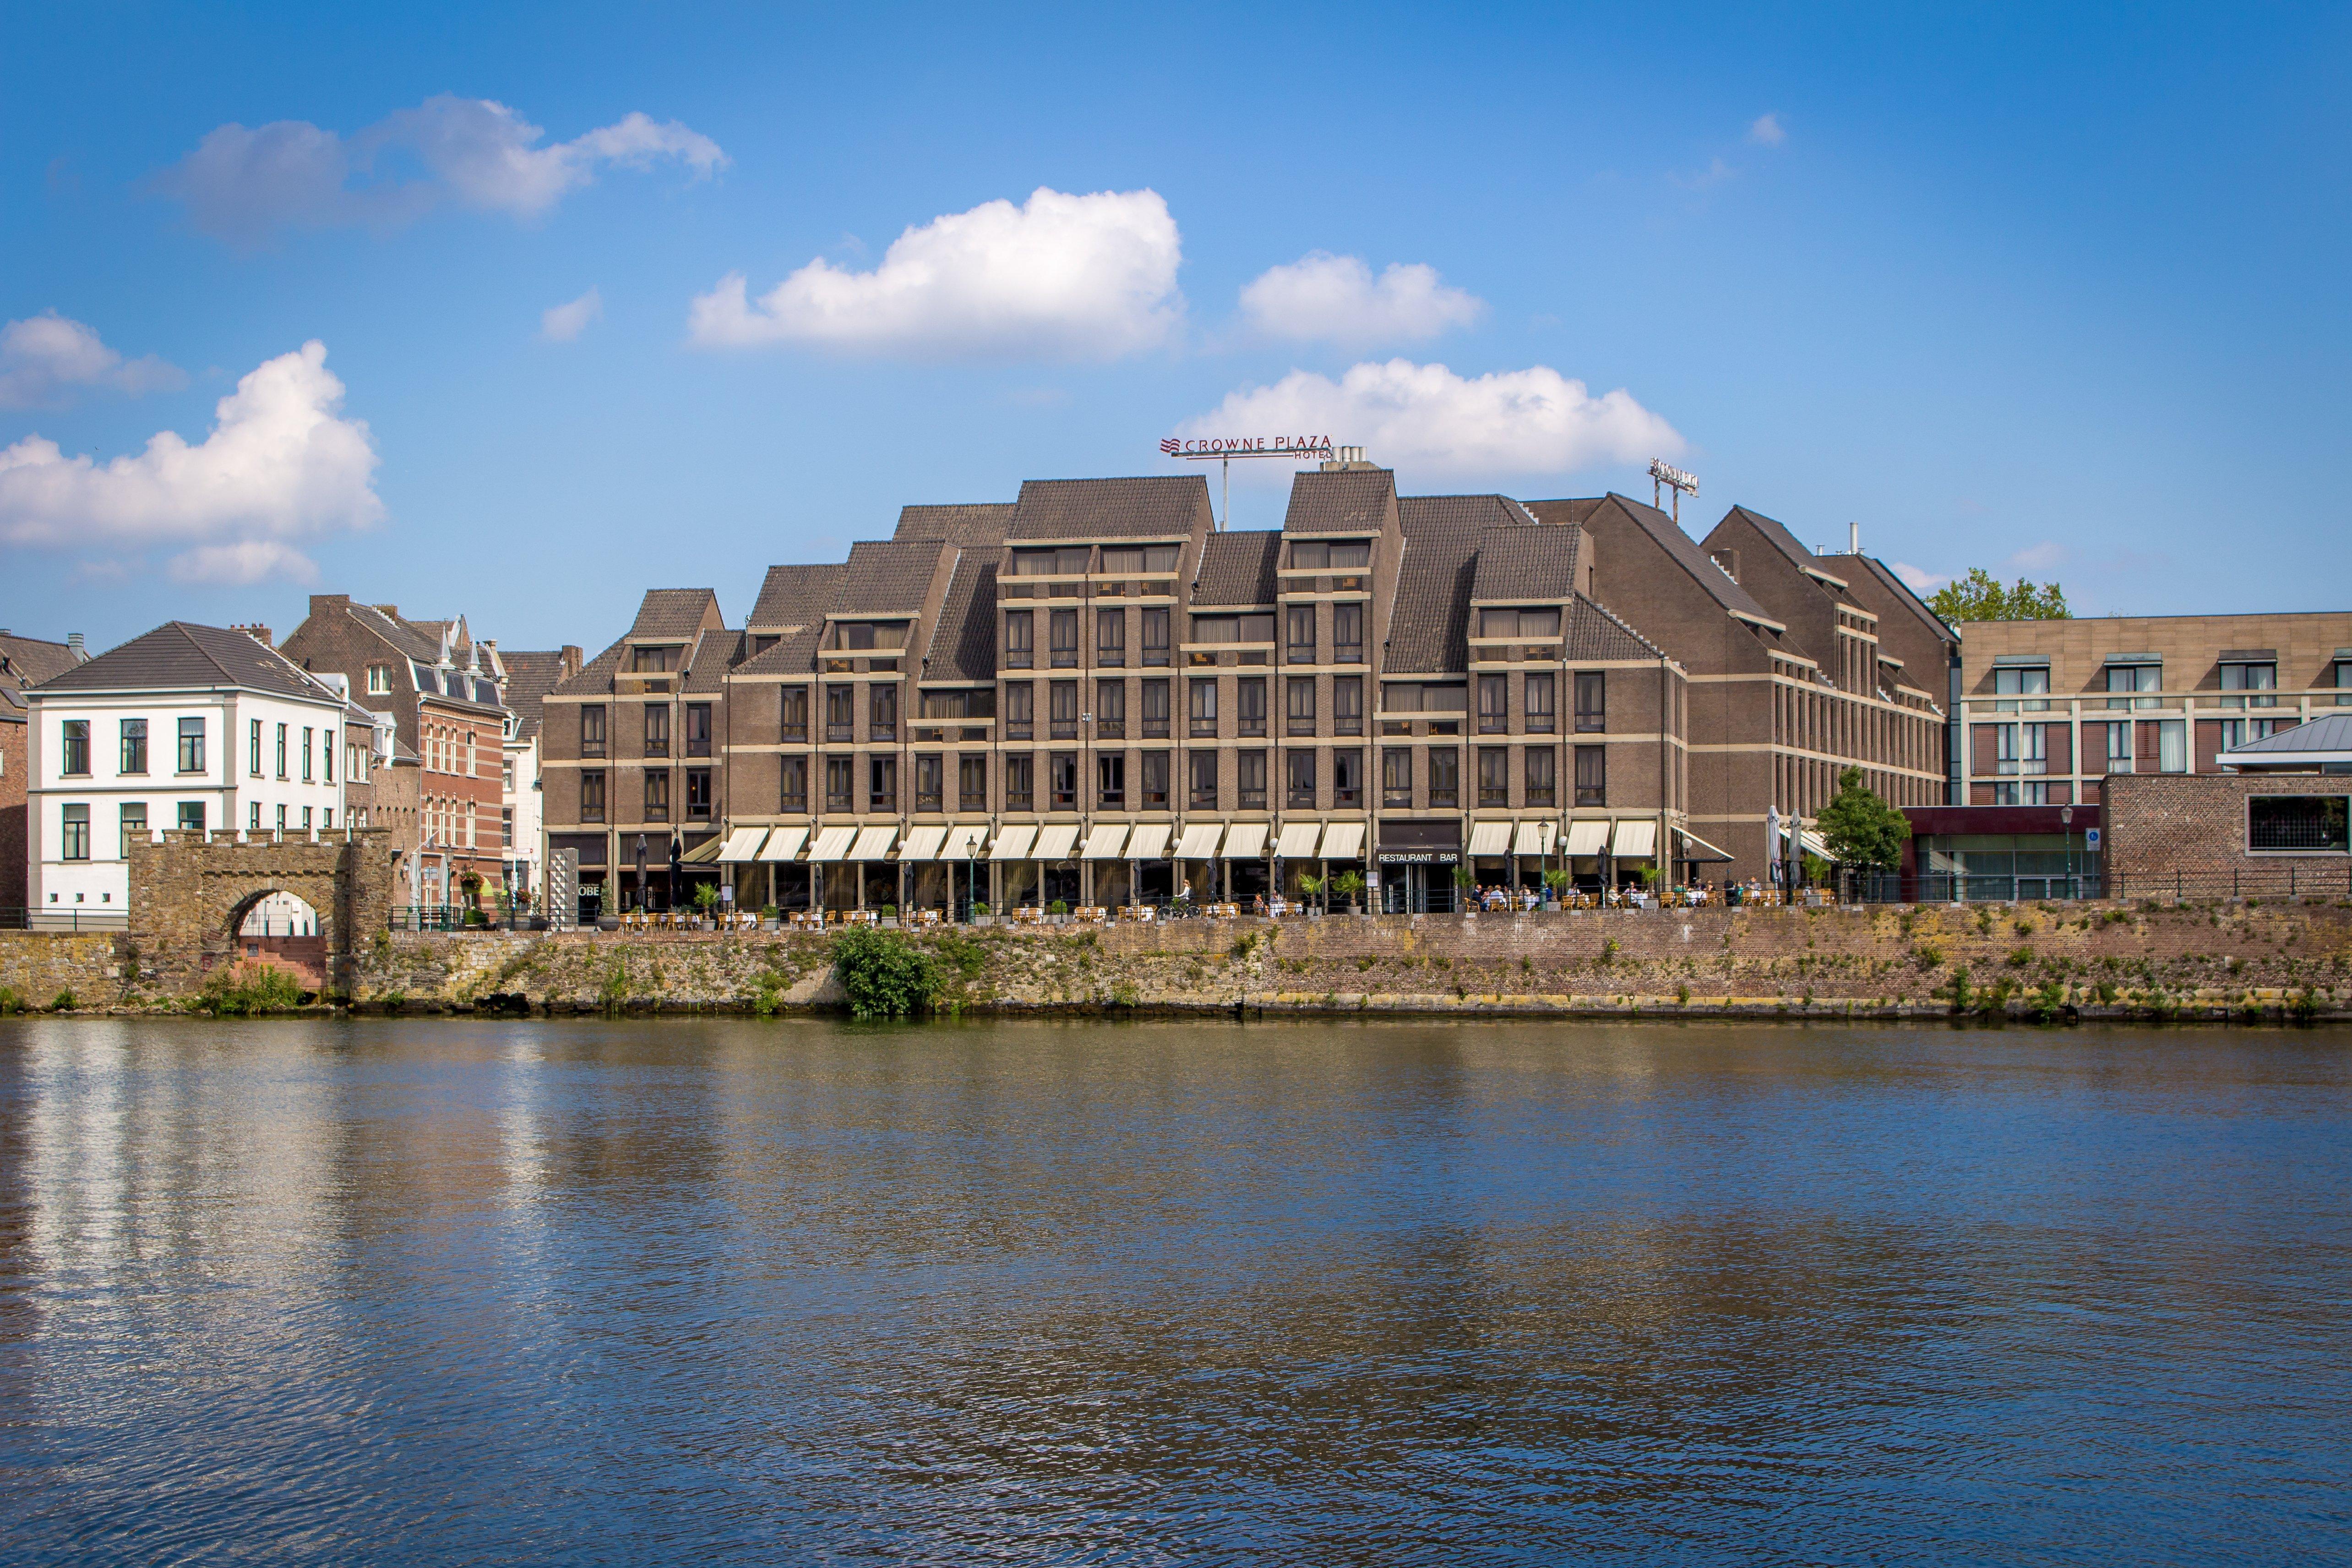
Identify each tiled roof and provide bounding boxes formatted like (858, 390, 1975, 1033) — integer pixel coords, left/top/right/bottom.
(345, 603, 446, 663)
(0, 632, 82, 689)
(550, 638, 627, 699)
(1470, 523, 1577, 602)
(924, 550, 1003, 682)
(685, 629, 744, 693)
(30, 622, 338, 703)
(1532, 494, 1779, 629)
(1282, 468, 1395, 534)
(1009, 476, 1208, 540)
(835, 539, 949, 615)
(1567, 595, 1666, 661)
(749, 564, 849, 631)
(497, 649, 570, 741)
(1386, 498, 1508, 674)
(629, 588, 721, 641)
(1720, 505, 1831, 580)
(1190, 530, 1280, 606)
(894, 502, 1013, 547)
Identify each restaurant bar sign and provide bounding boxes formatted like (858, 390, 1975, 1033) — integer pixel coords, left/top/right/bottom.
(1161, 436, 1335, 459)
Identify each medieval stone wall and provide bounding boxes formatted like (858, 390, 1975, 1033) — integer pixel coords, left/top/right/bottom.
(125, 828, 392, 992)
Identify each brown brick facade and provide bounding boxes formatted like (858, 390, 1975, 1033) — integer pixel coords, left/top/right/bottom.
(2103, 772, 2352, 895)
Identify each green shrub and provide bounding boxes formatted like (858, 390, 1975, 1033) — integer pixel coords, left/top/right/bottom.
(2007, 946, 2034, 967)
(880, 903, 898, 919)
(1598, 937, 1620, 965)
(1949, 964, 1973, 1013)
(1048, 899, 1069, 917)
(833, 927, 940, 1018)
(1912, 943, 1943, 969)
(751, 972, 787, 1018)
(196, 963, 301, 1017)
(50, 990, 77, 1013)
(0, 986, 22, 1015)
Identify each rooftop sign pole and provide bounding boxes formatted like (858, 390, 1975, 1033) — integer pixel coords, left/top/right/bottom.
(1649, 458, 1699, 525)
(1161, 436, 1338, 531)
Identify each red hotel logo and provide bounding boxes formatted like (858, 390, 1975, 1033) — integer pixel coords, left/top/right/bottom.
(1161, 436, 1335, 457)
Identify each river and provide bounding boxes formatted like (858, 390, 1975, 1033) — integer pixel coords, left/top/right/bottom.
(2, 1017, 2347, 1564)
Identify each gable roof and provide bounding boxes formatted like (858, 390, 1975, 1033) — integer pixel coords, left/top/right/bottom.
(749, 564, 849, 631)
(1386, 497, 1509, 674)
(0, 632, 83, 690)
(495, 650, 569, 741)
(1567, 595, 1666, 661)
(628, 588, 720, 641)
(685, 629, 745, 693)
(1008, 476, 1208, 540)
(1849, 554, 1957, 641)
(550, 638, 627, 699)
(1283, 468, 1396, 534)
(1471, 522, 1578, 603)
(1190, 530, 1281, 607)
(344, 603, 447, 664)
(923, 549, 1003, 682)
(894, 502, 1013, 547)
(1531, 493, 1780, 631)
(31, 622, 338, 703)
(834, 539, 950, 616)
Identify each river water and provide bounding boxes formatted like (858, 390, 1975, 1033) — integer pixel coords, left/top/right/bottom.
(1, 1017, 2347, 1565)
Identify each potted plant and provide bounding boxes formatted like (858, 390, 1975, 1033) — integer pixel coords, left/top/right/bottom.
(1296, 871, 1325, 916)
(693, 881, 722, 928)
(1333, 870, 1366, 915)
(880, 902, 899, 927)
(1542, 868, 1571, 910)
(1452, 863, 1475, 915)
(761, 904, 779, 930)
(1048, 898, 1070, 924)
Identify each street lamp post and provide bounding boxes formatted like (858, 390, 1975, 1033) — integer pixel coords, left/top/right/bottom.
(2062, 804, 2075, 899)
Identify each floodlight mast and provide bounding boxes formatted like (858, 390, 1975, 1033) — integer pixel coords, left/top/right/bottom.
(1649, 458, 1699, 524)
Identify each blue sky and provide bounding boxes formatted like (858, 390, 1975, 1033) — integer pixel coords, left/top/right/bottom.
(3, 2, 2347, 654)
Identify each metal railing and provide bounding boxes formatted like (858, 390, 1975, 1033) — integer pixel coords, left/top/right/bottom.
(1864, 865, 2352, 904)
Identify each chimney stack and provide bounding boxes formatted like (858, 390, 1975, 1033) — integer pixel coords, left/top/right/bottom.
(1850, 521, 1860, 555)
(232, 623, 273, 648)
(67, 632, 86, 661)
(562, 644, 583, 677)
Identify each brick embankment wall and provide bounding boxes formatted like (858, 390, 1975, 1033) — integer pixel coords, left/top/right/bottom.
(340, 900, 2352, 1023)
(2105, 773, 2352, 890)
(0, 932, 121, 1008)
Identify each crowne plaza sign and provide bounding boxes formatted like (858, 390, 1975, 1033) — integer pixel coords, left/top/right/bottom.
(1161, 436, 1335, 458)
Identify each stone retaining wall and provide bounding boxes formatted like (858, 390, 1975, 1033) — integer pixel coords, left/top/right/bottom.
(0, 931, 120, 1007)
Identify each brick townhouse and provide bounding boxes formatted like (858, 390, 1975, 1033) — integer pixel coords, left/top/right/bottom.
(1, 630, 87, 914)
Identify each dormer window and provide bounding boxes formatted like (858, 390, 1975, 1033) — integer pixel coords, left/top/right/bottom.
(1288, 540, 1371, 569)
(834, 621, 908, 651)
(1009, 546, 1091, 577)
(1100, 544, 1180, 573)
(630, 645, 679, 673)
(1477, 607, 1560, 639)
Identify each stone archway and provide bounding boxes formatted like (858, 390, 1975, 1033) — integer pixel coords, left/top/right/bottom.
(127, 828, 392, 995)
(228, 888, 328, 993)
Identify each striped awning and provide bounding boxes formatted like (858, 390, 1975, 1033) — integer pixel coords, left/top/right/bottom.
(899, 825, 947, 861)
(1080, 823, 1130, 860)
(990, 824, 1037, 860)
(942, 824, 989, 860)
(1612, 820, 1658, 858)
(758, 825, 807, 862)
(848, 826, 898, 861)
(1174, 822, 1225, 859)
(1467, 820, 1513, 857)
(1125, 822, 1171, 860)
(1564, 820, 1611, 856)
(716, 827, 768, 862)
(1274, 821, 1322, 858)
(1318, 822, 1365, 859)
(1221, 822, 1268, 859)
(806, 825, 857, 862)
(1513, 820, 1555, 856)
(1033, 822, 1081, 860)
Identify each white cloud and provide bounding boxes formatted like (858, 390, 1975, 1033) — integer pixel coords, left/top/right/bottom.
(1749, 113, 1786, 147)
(540, 287, 604, 343)
(2008, 540, 2068, 572)
(169, 539, 320, 586)
(1237, 253, 1483, 347)
(1891, 561, 1948, 594)
(0, 340, 381, 585)
(688, 186, 1182, 359)
(153, 96, 725, 245)
(1181, 359, 1681, 480)
(0, 312, 185, 408)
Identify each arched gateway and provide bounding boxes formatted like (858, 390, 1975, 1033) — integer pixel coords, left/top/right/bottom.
(126, 828, 393, 995)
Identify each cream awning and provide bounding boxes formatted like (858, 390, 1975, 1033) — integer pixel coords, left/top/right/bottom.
(1221, 822, 1269, 859)
(848, 826, 898, 861)
(1125, 822, 1171, 859)
(681, 835, 725, 865)
(1513, 820, 1555, 856)
(1564, 820, 1611, 856)
(1680, 829, 1737, 863)
(1080, 823, 1130, 860)
(1612, 820, 1658, 858)
(941, 824, 989, 861)
(899, 825, 947, 861)
(806, 825, 857, 862)
(1318, 822, 1365, 859)
(716, 827, 768, 862)
(1467, 820, 1513, 857)
(1801, 829, 1832, 862)
(989, 824, 1037, 860)
(1274, 821, 1322, 858)
(1174, 822, 1225, 859)
(758, 825, 807, 862)
(1034, 822, 1081, 860)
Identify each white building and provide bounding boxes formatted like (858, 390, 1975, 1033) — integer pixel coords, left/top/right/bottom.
(25, 623, 348, 929)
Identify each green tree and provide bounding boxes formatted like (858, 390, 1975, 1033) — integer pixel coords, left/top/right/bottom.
(1927, 566, 2070, 623)
(832, 927, 941, 1018)
(1816, 765, 1912, 870)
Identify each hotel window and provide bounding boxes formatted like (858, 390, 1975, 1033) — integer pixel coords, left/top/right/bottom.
(1334, 675, 1363, 736)
(1334, 747, 1363, 808)
(644, 771, 670, 822)
(2221, 717, 2282, 752)
(686, 703, 713, 756)
(2220, 661, 2277, 709)
(1189, 751, 1219, 810)
(2249, 795, 2350, 853)
(1994, 665, 2050, 713)
(1097, 610, 1126, 667)
(1332, 602, 1364, 664)
(1142, 607, 1171, 667)
(915, 754, 944, 811)
(1575, 745, 1606, 807)
(869, 756, 897, 811)
(1525, 673, 1556, 734)
(582, 704, 607, 757)
(250, 718, 264, 775)
(1190, 678, 1219, 737)
(1286, 750, 1315, 809)
(1479, 675, 1508, 734)
(1096, 679, 1126, 739)
(1526, 747, 1556, 808)
(1049, 609, 1078, 668)
(1478, 746, 1509, 806)
(61, 803, 90, 860)
(1238, 750, 1267, 809)
(825, 685, 854, 743)
(1097, 753, 1126, 809)
(1141, 751, 1169, 808)
(2105, 662, 2160, 710)
(1050, 752, 1078, 809)
(1005, 754, 1034, 811)
(1005, 610, 1034, 668)
(1050, 681, 1079, 740)
(1287, 677, 1316, 736)
(582, 769, 606, 822)
(779, 756, 808, 812)
(1287, 605, 1317, 664)
(1238, 676, 1267, 738)
(1006, 682, 1034, 740)
(1995, 723, 2047, 776)
(1480, 606, 1559, 640)
(119, 802, 147, 857)
(120, 719, 147, 774)
(1288, 539, 1371, 570)
(366, 664, 391, 695)
(1142, 678, 1170, 739)
(826, 757, 855, 811)
(1574, 672, 1606, 733)
(870, 685, 897, 743)
(643, 704, 670, 757)
(302, 728, 314, 782)
(958, 755, 988, 811)
(780, 687, 808, 742)
(630, 645, 677, 673)
(1383, 747, 1413, 808)
(180, 802, 206, 833)
(1427, 748, 1459, 809)
(686, 768, 712, 819)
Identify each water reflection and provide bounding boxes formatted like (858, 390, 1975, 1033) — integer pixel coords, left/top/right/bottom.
(2, 1017, 2348, 1563)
